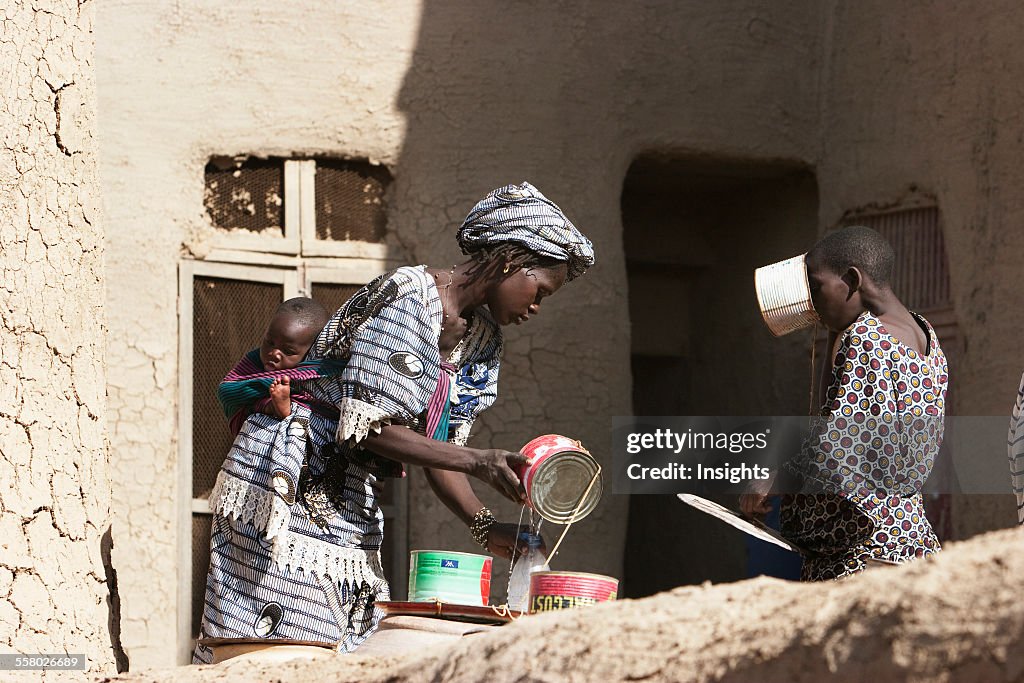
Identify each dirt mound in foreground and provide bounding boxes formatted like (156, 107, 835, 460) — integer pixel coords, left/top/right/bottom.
(101, 528, 1024, 683)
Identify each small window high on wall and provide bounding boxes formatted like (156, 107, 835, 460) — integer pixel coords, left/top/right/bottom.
(201, 156, 393, 258)
(313, 158, 389, 244)
(204, 157, 285, 237)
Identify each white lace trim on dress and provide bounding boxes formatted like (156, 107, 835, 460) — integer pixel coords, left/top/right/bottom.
(210, 470, 385, 587)
(337, 397, 394, 444)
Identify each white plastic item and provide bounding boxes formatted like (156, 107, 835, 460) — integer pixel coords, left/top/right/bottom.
(506, 534, 549, 612)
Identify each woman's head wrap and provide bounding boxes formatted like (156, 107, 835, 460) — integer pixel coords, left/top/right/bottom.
(456, 182, 595, 281)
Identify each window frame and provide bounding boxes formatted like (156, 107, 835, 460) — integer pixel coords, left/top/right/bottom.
(205, 158, 392, 260)
(181, 155, 404, 663)
(202, 158, 301, 255)
(177, 256, 405, 662)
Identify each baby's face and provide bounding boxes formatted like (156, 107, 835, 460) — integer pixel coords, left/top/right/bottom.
(260, 313, 317, 371)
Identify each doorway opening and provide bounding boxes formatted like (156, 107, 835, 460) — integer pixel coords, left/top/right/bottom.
(621, 154, 819, 596)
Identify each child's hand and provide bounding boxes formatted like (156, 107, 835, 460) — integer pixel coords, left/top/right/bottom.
(268, 377, 291, 419)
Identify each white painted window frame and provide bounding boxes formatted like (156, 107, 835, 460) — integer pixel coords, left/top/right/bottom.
(207, 159, 391, 260)
(178, 169, 405, 660)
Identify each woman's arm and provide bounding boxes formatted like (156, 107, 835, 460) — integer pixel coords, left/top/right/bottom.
(422, 467, 532, 560)
(364, 427, 531, 559)
(361, 424, 528, 503)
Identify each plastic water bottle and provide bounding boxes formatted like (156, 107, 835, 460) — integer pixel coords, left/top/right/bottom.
(507, 532, 549, 612)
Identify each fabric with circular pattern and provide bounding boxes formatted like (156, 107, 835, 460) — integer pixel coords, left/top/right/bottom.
(781, 310, 948, 581)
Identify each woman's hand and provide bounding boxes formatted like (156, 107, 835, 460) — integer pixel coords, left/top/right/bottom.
(739, 492, 774, 518)
(362, 427, 529, 504)
(739, 474, 776, 518)
(471, 450, 530, 504)
(484, 523, 546, 560)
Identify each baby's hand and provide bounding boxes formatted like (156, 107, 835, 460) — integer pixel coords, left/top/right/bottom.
(269, 377, 291, 419)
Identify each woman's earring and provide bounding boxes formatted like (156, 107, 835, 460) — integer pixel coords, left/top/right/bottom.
(503, 263, 511, 274)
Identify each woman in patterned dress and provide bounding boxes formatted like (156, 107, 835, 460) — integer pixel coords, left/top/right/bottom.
(193, 182, 595, 662)
(743, 226, 947, 580)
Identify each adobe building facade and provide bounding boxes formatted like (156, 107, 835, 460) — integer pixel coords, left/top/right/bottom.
(1, 0, 1017, 672)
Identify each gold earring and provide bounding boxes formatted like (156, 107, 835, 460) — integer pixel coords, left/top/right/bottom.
(503, 263, 511, 274)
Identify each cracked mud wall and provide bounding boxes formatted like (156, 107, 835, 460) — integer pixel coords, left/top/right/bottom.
(0, 0, 117, 674)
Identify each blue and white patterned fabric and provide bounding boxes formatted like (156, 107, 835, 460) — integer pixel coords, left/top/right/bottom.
(194, 408, 387, 661)
(193, 266, 502, 663)
(1009, 372, 1024, 525)
(304, 266, 502, 449)
(456, 181, 595, 281)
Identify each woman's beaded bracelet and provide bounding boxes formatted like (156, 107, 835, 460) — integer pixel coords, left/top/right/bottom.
(469, 507, 497, 548)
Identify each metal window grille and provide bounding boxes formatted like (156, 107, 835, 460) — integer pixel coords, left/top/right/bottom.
(191, 514, 213, 638)
(310, 281, 362, 327)
(204, 157, 285, 236)
(845, 207, 950, 311)
(192, 276, 284, 498)
(313, 159, 390, 243)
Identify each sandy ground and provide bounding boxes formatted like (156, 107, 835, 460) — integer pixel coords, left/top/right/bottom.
(93, 527, 1024, 683)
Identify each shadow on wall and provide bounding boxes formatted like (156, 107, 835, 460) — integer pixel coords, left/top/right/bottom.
(390, 2, 625, 249)
(102, 527, 130, 672)
(620, 153, 819, 595)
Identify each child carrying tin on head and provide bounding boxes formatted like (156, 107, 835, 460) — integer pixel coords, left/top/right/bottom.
(744, 226, 948, 580)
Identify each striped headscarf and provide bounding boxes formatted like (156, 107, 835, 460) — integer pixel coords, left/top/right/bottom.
(456, 181, 595, 281)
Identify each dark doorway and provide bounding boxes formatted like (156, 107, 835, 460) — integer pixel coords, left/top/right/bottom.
(621, 154, 819, 596)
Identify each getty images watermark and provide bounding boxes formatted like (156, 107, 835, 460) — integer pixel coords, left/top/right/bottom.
(624, 424, 772, 483)
(612, 416, 1014, 496)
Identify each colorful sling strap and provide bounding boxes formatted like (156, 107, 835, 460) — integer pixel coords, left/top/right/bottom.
(426, 361, 457, 441)
(218, 349, 344, 420)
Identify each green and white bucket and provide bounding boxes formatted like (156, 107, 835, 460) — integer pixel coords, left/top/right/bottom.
(408, 550, 492, 606)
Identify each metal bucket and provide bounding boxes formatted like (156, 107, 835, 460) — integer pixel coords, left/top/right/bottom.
(408, 550, 492, 606)
(754, 253, 818, 337)
(528, 571, 618, 613)
(517, 434, 603, 525)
